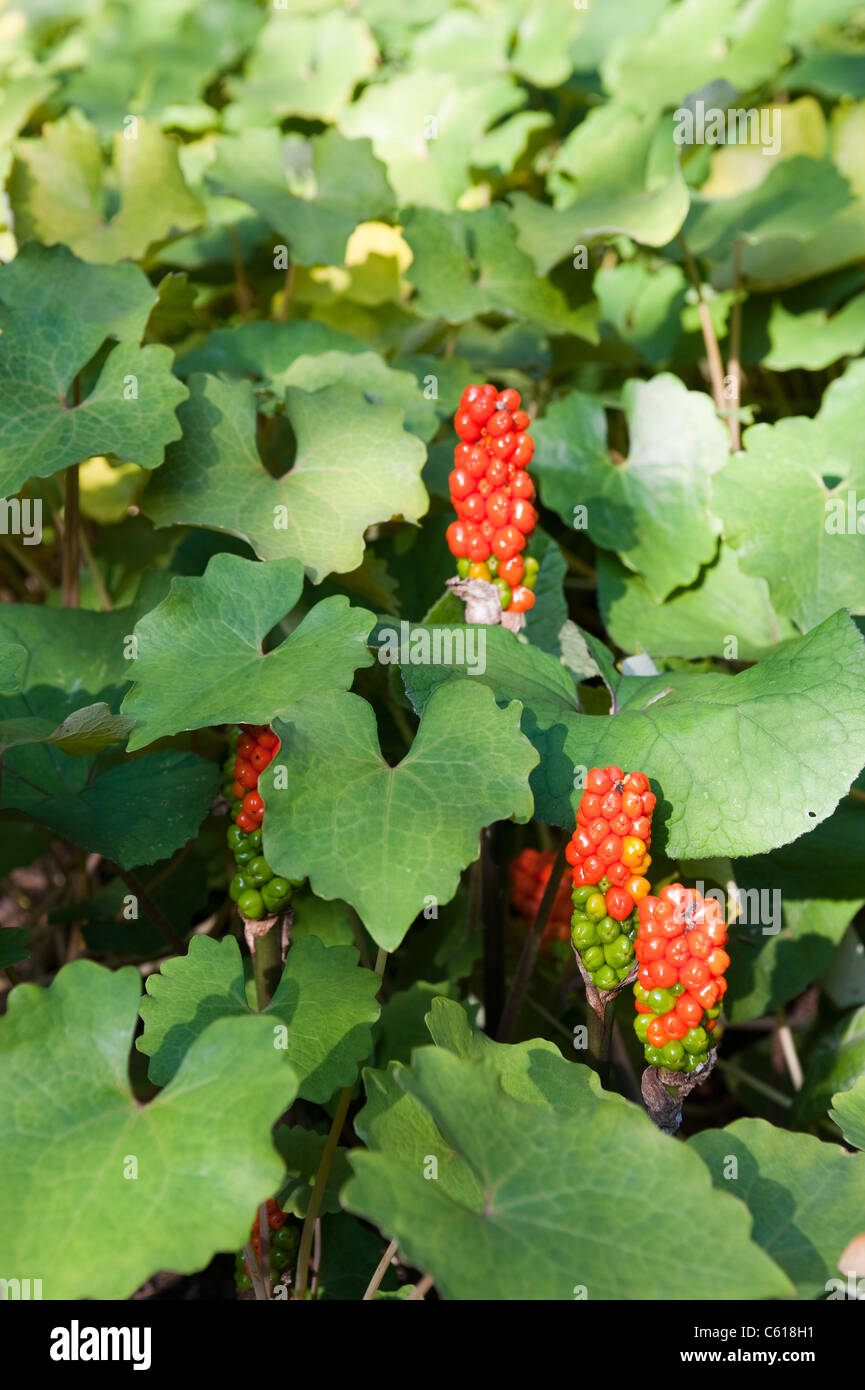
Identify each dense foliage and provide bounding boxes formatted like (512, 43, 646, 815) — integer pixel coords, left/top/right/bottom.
(1, 0, 865, 1303)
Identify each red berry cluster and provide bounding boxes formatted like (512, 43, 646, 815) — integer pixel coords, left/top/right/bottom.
(633, 885, 730, 1072)
(566, 766, 656, 921)
(446, 383, 538, 614)
(509, 848, 572, 951)
(226, 724, 279, 834)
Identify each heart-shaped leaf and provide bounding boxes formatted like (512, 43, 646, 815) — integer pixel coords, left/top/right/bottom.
(122, 552, 375, 750)
(138, 933, 379, 1102)
(0, 961, 297, 1300)
(143, 375, 428, 582)
(259, 682, 538, 950)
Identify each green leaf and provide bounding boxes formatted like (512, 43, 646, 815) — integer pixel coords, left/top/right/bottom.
(509, 110, 689, 274)
(793, 1006, 865, 1127)
(0, 700, 133, 755)
(396, 612, 865, 857)
(0, 643, 24, 695)
(602, 0, 792, 114)
(0, 960, 297, 1299)
(728, 799, 865, 1021)
(533, 376, 729, 601)
(690, 1118, 865, 1299)
(260, 683, 538, 950)
(830, 1075, 865, 1150)
(177, 319, 366, 379)
(401, 204, 598, 339)
(273, 351, 438, 442)
(374, 981, 460, 1070)
(684, 157, 853, 261)
(345, 1041, 792, 1300)
(763, 293, 865, 371)
(0, 246, 187, 496)
(122, 552, 374, 750)
(339, 70, 522, 210)
(0, 576, 170, 695)
(715, 361, 865, 629)
(143, 375, 428, 582)
(138, 933, 380, 1103)
(225, 9, 379, 127)
(0, 242, 156, 342)
(9, 111, 204, 263)
(598, 545, 797, 660)
(205, 128, 393, 267)
(274, 1127, 352, 1217)
(596, 258, 688, 364)
(2, 740, 218, 869)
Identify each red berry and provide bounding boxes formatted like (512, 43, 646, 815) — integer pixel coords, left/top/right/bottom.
(486, 457, 508, 487)
(486, 489, 511, 527)
(486, 409, 512, 437)
(491, 525, 525, 560)
(499, 555, 524, 586)
(455, 410, 481, 442)
(510, 498, 536, 533)
(511, 409, 530, 432)
(462, 492, 486, 522)
(449, 467, 474, 500)
(496, 388, 521, 413)
(446, 521, 468, 556)
(606, 887, 634, 920)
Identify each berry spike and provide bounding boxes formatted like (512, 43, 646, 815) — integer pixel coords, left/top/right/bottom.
(509, 847, 572, 955)
(568, 767, 656, 994)
(633, 884, 728, 1073)
(447, 383, 539, 614)
(222, 723, 302, 921)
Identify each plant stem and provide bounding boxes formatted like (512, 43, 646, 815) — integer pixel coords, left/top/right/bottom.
(257, 1202, 272, 1300)
(727, 240, 743, 452)
(497, 830, 569, 1043)
(678, 233, 729, 430)
(775, 1008, 803, 1091)
(717, 1059, 793, 1108)
(78, 522, 112, 610)
(586, 999, 613, 1082)
(294, 1083, 353, 1299)
(110, 866, 185, 953)
(278, 262, 295, 321)
(243, 1241, 270, 1301)
(481, 825, 505, 1037)
(407, 1273, 434, 1300)
(362, 1237, 398, 1301)
(847, 787, 865, 806)
(252, 919, 284, 1008)
(228, 225, 251, 321)
(62, 464, 80, 608)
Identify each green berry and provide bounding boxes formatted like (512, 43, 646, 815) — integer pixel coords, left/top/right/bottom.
(645, 1045, 664, 1067)
(229, 873, 252, 902)
(237, 889, 265, 920)
(634, 1014, 650, 1044)
(456, 558, 471, 578)
(247, 856, 274, 887)
(572, 885, 593, 908)
(493, 577, 513, 609)
(585, 892, 607, 922)
(648, 987, 674, 1015)
(262, 878, 292, 913)
(593, 964, 618, 990)
(597, 915, 621, 944)
(683, 1026, 709, 1054)
(227, 825, 246, 853)
(582, 945, 605, 971)
(487, 555, 499, 577)
(661, 1040, 685, 1067)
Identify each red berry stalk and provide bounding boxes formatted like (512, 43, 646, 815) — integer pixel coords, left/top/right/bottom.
(222, 724, 302, 921)
(567, 766, 656, 993)
(509, 847, 572, 954)
(235, 1197, 299, 1290)
(633, 884, 729, 1073)
(447, 383, 539, 614)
